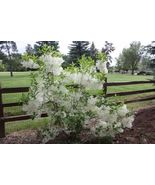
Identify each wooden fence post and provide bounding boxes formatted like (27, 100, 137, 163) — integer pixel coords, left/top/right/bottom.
(0, 84, 5, 138)
(104, 77, 108, 97)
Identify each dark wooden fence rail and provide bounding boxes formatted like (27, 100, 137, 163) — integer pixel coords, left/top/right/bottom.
(0, 86, 48, 138)
(1, 79, 155, 138)
(104, 77, 155, 103)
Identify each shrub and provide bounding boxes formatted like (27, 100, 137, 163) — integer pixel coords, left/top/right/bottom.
(22, 50, 134, 143)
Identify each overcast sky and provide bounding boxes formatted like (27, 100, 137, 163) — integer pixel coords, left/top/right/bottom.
(1, 0, 154, 65)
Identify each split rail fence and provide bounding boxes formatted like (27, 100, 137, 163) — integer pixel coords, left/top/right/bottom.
(1, 78, 155, 137)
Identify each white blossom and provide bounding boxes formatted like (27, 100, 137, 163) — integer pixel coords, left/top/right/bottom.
(96, 60, 108, 74)
(21, 59, 39, 69)
(23, 53, 134, 142)
(40, 55, 64, 75)
(117, 104, 129, 117)
(122, 116, 134, 128)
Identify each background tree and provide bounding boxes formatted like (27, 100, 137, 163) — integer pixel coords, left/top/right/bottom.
(89, 42, 98, 62)
(138, 56, 151, 72)
(68, 41, 90, 66)
(11, 53, 24, 71)
(62, 54, 70, 68)
(34, 41, 59, 56)
(115, 53, 128, 72)
(141, 41, 155, 78)
(116, 41, 141, 75)
(0, 50, 7, 65)
(25, 44, 35, 55)
(0, 59, 6, 71)
(0, 41, 18, 77)
(102, 41, 115, 69)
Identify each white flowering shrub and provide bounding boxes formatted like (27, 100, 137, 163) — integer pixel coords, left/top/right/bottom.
(21, 59, 40, 69)
(22, 49, 134, 143)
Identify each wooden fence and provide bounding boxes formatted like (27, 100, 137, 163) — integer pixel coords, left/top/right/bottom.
(1, 79, 155, 137)
(104, 78, 155, 104)
(0, 86, 48, 138)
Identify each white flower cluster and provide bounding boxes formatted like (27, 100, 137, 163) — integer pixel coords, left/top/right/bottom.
(96, 60, 108, 74)
(84, 101, 134, 137)
(23, 54, 134, 142)
(40, 55, 64, 75)
(21, 59, 39, 69)
(64, 72, 103, 90)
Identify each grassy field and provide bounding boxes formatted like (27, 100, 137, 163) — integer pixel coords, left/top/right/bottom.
(106, 73, 155, 111)
(0, 72, 155, 134)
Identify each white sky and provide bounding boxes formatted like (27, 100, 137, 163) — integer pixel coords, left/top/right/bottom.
(1, 0, 155, 64)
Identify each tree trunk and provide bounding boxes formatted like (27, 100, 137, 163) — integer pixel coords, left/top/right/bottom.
(131, 68, 134, 75)
(6, 43, 13, 77)
(9, 62, 13, 77)
(10, 70, 13, 77)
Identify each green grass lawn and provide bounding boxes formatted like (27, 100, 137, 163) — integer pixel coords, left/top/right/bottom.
(0, 71, 31, 87)
(107, 73, 154, 92)
(106, 73, 155, 111)
(0, 71, 155, 134)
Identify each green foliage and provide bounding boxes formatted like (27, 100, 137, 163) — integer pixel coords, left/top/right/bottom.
(89, 42, 98, 62)
(138, 56, 151, 72)
(79, 55, 95, 72)
(96, 51, 107, 61)
(38, 44, 62, 57)
(0, 41, 18, 76)
(101, 41, 115, 63)
(116, 41, 141, 74)
(94, 72, 105, 81)
(0, 51, 7, 63)
(34, 41, 59, 57)
(0, 41, 18, 53)
(142, 41, 155, 79)
(68, 41, 90, 66)
(0, 60, 6, 71)
(22, 53, 38, 62)
(25, 44, 34, 55)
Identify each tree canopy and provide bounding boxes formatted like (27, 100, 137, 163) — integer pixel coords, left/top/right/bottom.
(89, 42, 98, 62)
(0, 41, 18, 76)
(68, 41, 90, 65)
(116, 42, 141, 74)
(34, 41, 59, 56)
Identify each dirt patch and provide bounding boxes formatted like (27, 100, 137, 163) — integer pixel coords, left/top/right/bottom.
(1, 106, 155, 144)
(114, 106, 155, 144)
(0, 130, 41, 144)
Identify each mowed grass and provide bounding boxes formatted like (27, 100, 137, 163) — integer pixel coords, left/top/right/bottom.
(0, 72, 31, 116)
(0, 72, 40, 134)
(0, 71, 31, 87)
(106, 73, 155, 111)
(0, 71, 155, 134)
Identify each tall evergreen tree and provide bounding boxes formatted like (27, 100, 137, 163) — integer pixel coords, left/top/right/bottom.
(101, 41, 115, 68)
(0, 41, 18, 77)
(34, 41, 59, 56)
(68, 41, 90, 65)
(89, 42, 98, 62)
(25, 44, 34, 55)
